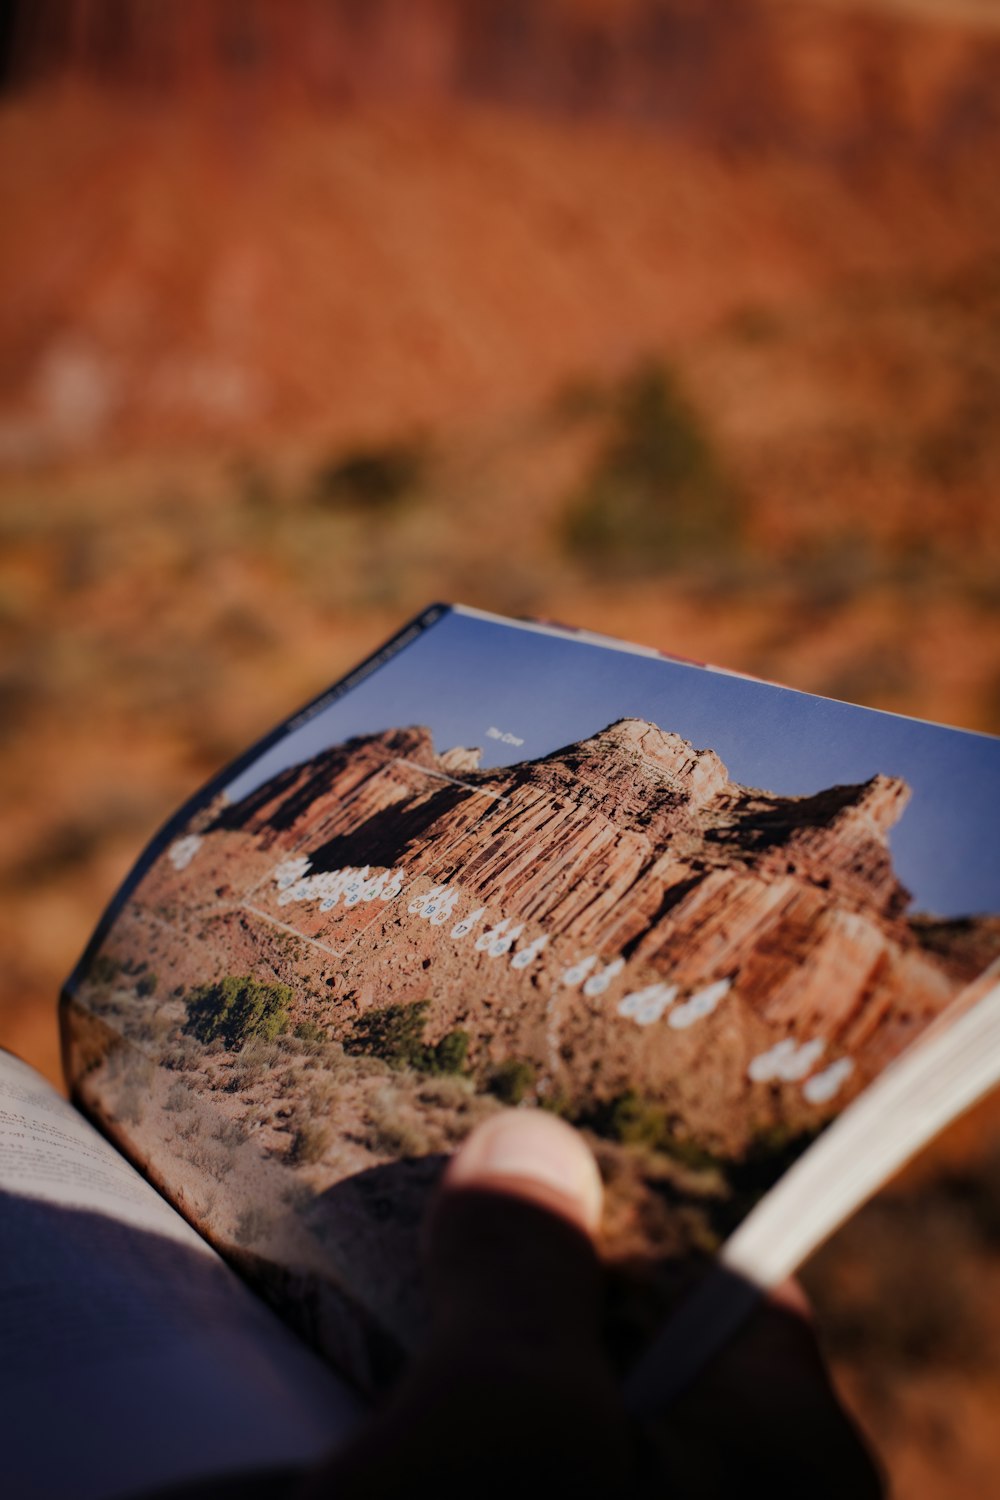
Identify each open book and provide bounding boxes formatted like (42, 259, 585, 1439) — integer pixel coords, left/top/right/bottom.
(5, 602, 999, 1496)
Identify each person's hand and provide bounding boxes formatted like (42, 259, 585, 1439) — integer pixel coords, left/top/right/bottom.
(304, 1110, 883, 1498)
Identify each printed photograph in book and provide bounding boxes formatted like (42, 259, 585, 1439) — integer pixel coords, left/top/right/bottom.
(61, 607, 1000, 1387)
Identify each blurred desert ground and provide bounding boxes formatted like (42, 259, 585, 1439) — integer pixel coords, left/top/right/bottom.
(1, 0, 999, 1493)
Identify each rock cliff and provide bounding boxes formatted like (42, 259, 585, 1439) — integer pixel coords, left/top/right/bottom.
(188, 719, 998, 1150)
(9, 1, 1000, 170)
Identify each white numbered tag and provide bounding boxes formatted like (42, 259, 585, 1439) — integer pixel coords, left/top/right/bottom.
(451, 907, 486, 940)
(562, 955, 598, 987)
(618, 982, 677, 1026)
(583, 957, 625, 996)
(511, 934, 548, 970)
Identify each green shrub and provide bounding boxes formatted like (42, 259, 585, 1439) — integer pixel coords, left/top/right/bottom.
(433, 1029, 470, 1075)
(294, 1020, 329, 1044)
(486, 1058, 535, 1106)
(212, 1116, 250, 1149)
(88, 952, 120, 986)
(537, 1086, 573, 1118)
(183, 976, 292, 1052)
(562, 360, 740, 573)
(312, 440, 425, 510)
(347, 1000, 427, 1068)
(346, 1000, 469, 1076)
(589, 1088, 667, 1149)
(583, 1089, 722, 1170)
(136, 971, 158, 997)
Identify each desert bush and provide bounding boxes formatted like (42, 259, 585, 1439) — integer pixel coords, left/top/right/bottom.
(433, 1029, 470, 1075)
(583, 1089, 722, 1171)
(294, 1020, 329, 1044)
(417, 1075, 474, 1110)
(346, 1000, 470, 1076)
(223, 1066, 249, 1094)
(363, 1088, 432, 1158)
(537, 1086, 573, 1119)
(562, 360, 741, 573)
(587, 1089, 666, 1149)
(136, 970, 158, 997)
(312, 440, 426, 511)
(184, 1140, 234, 1182)
(289, 1120, 332, 1166)
(346, 1002, 425, 1068)
(486, 1058, 535, 1106)
(242, 1037, 284, 1070)
(163, 1079, 193, 1113)
(183, 976, 292, 1051)
(88, 952, 120, 986)
(233, 1204, 275, 1248)
(304, 1075, 340, 1113)
(225, 1037, 284, 1092)
(146, 1012, 175, 1047)
(213, 1116, 250, 1149)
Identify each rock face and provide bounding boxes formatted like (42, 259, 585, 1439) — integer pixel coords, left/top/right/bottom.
(11, 1, 1000, 170)
(189, 719, 999, 1150)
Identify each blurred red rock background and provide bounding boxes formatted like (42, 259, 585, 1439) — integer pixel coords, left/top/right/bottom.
(1, 2, 999, 1492)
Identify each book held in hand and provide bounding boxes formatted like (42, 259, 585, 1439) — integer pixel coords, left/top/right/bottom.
(3, 602, 999, 1496)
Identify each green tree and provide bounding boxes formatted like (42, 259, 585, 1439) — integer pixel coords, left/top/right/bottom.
(347, 1000, 469, 1076)
(183, 976, 292, 1051)
(312, 440, 426, 510)
(563, 360, 740, 572)
(486, 1058, 535, 1106)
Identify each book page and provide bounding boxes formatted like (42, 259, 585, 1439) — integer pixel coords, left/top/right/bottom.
(61, 603, 1000, 1390)
(0, 1050, 361, 1500)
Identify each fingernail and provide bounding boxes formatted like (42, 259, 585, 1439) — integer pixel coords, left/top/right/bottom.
(445, 1109, 603, 1233)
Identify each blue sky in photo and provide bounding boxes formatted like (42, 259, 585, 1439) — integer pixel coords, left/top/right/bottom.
(223, 606, 1000, 919)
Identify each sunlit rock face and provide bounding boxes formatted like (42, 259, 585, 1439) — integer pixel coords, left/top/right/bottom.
(192, 720, 998, 1152)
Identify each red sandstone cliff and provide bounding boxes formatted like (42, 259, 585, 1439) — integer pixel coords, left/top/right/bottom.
(4, 1, 1000, 459)
(170, 719, 1000, 1150)
(7, 1, 1000, 169)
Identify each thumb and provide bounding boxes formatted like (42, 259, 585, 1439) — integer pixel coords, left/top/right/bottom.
(428, 1108, 605, 1349)
(312, 1110, 634, 1498)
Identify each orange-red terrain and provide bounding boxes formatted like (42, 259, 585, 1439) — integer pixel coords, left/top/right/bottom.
(3, 0, 1000, 1490)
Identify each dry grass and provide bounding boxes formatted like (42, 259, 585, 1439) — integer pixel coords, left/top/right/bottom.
(289, 1119, 332, 1166)
(233, 1203, 276, 1248)
(362, 1086, 435, 1159)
